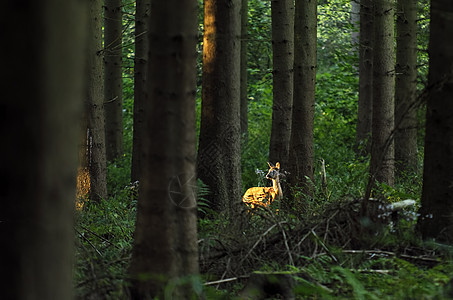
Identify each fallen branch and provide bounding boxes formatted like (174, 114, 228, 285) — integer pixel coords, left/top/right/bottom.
(341, 250, 440, 264)
(311, 230, 338, 262)
(238, 222, 287, 267)
(75, 227, 102, 256)
(204, 275, 250, 286)
(342, 249, 396, 256)
(78, 224, 120, 250)
(354, 269, 393, 275)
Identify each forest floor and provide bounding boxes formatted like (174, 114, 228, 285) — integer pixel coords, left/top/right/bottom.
(75, 190, 453, 299)
(198, 198, 453, 299)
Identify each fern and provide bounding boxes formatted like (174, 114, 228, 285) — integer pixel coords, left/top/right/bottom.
(196, 179, 212, 215)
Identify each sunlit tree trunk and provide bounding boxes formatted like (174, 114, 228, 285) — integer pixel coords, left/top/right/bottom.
(131, 0, 151, 183)
(240, 0, 249, 140)
(128, 0, 199, 297)
(269, 0, 294, 168)
(104, 0, 124, 161)
(197, 0, 242, 214)
(77, 107, 90, 207)
(417, 0, 453, 243)
(0, 1, 86, 299)
(355, 0, 374, 155)
(289, 0, 317, 198)
(86, 0, 108, 201)
(370, 0, 395, 186)
(395, 0, 418, 176)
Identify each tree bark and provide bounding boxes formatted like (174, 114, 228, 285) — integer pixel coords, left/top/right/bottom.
(131, 0, 151, 183)
(77, 104, 90, 206)
(240, 0, 249, 140)
(417, 0, 453, 243)
(289, 0, 317, 198)
(197, 0, 242, 214)
(355, 0, 374, 155)
(104, 0, 124, 161)
(350, 0, 360, 47)
(0, 1, 87, 299)
(395, 0, 418, 175)
(128, 0, 199, 297)
(86, 0, 108, 200)
(370, 0, 395, 186)
(269, 0, 294, 168)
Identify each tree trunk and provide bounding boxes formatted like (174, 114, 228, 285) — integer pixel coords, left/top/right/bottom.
(77, 103, 90, 207)
(417, 0, 453, 243)
(0, 1, 87, 299)
(269, 0, 294, 168)
(395, 0, 418, 176)
(355, 0, 374, 155)
(197, 0, 242, 214)
(131, 0, 151, 183)
(104, 0, 124, 161)
(240, 0, 249, 140)
(370, 0, 395, 186)
(86, 0, 108, 201)
(350, 0, 360, 47)
(289, 0, 317, 198)
(128, 0, 199, 297)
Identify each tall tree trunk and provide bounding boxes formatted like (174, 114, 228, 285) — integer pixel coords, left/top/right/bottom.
(86, 0, 108, 200)
(104, 0, 124, 161)
(240, 0, 249, 140)
(417, 0, 453, 243)
(0, 1, 87, 299)
(128, 0, 199, 297)
(289, 0, 317, 198)
(77, 102, 91, 207)
(131, 0, 151, 183)
(197, 0, 242, 214)
(355, 0, 374, 155)
(369, 0, 395, 186)
(351, 0, 360, 47)
(269, 0, 294, 168)
(395, 0, 418, 175)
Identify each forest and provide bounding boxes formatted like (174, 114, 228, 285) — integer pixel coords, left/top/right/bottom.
(1, 0, 453, 299)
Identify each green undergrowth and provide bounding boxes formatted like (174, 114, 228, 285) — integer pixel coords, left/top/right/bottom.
(197, 212, 453, 299)
(75, 188, 453, 299)
(74, 155, 136, 299)
(290, 254, 453, 299)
